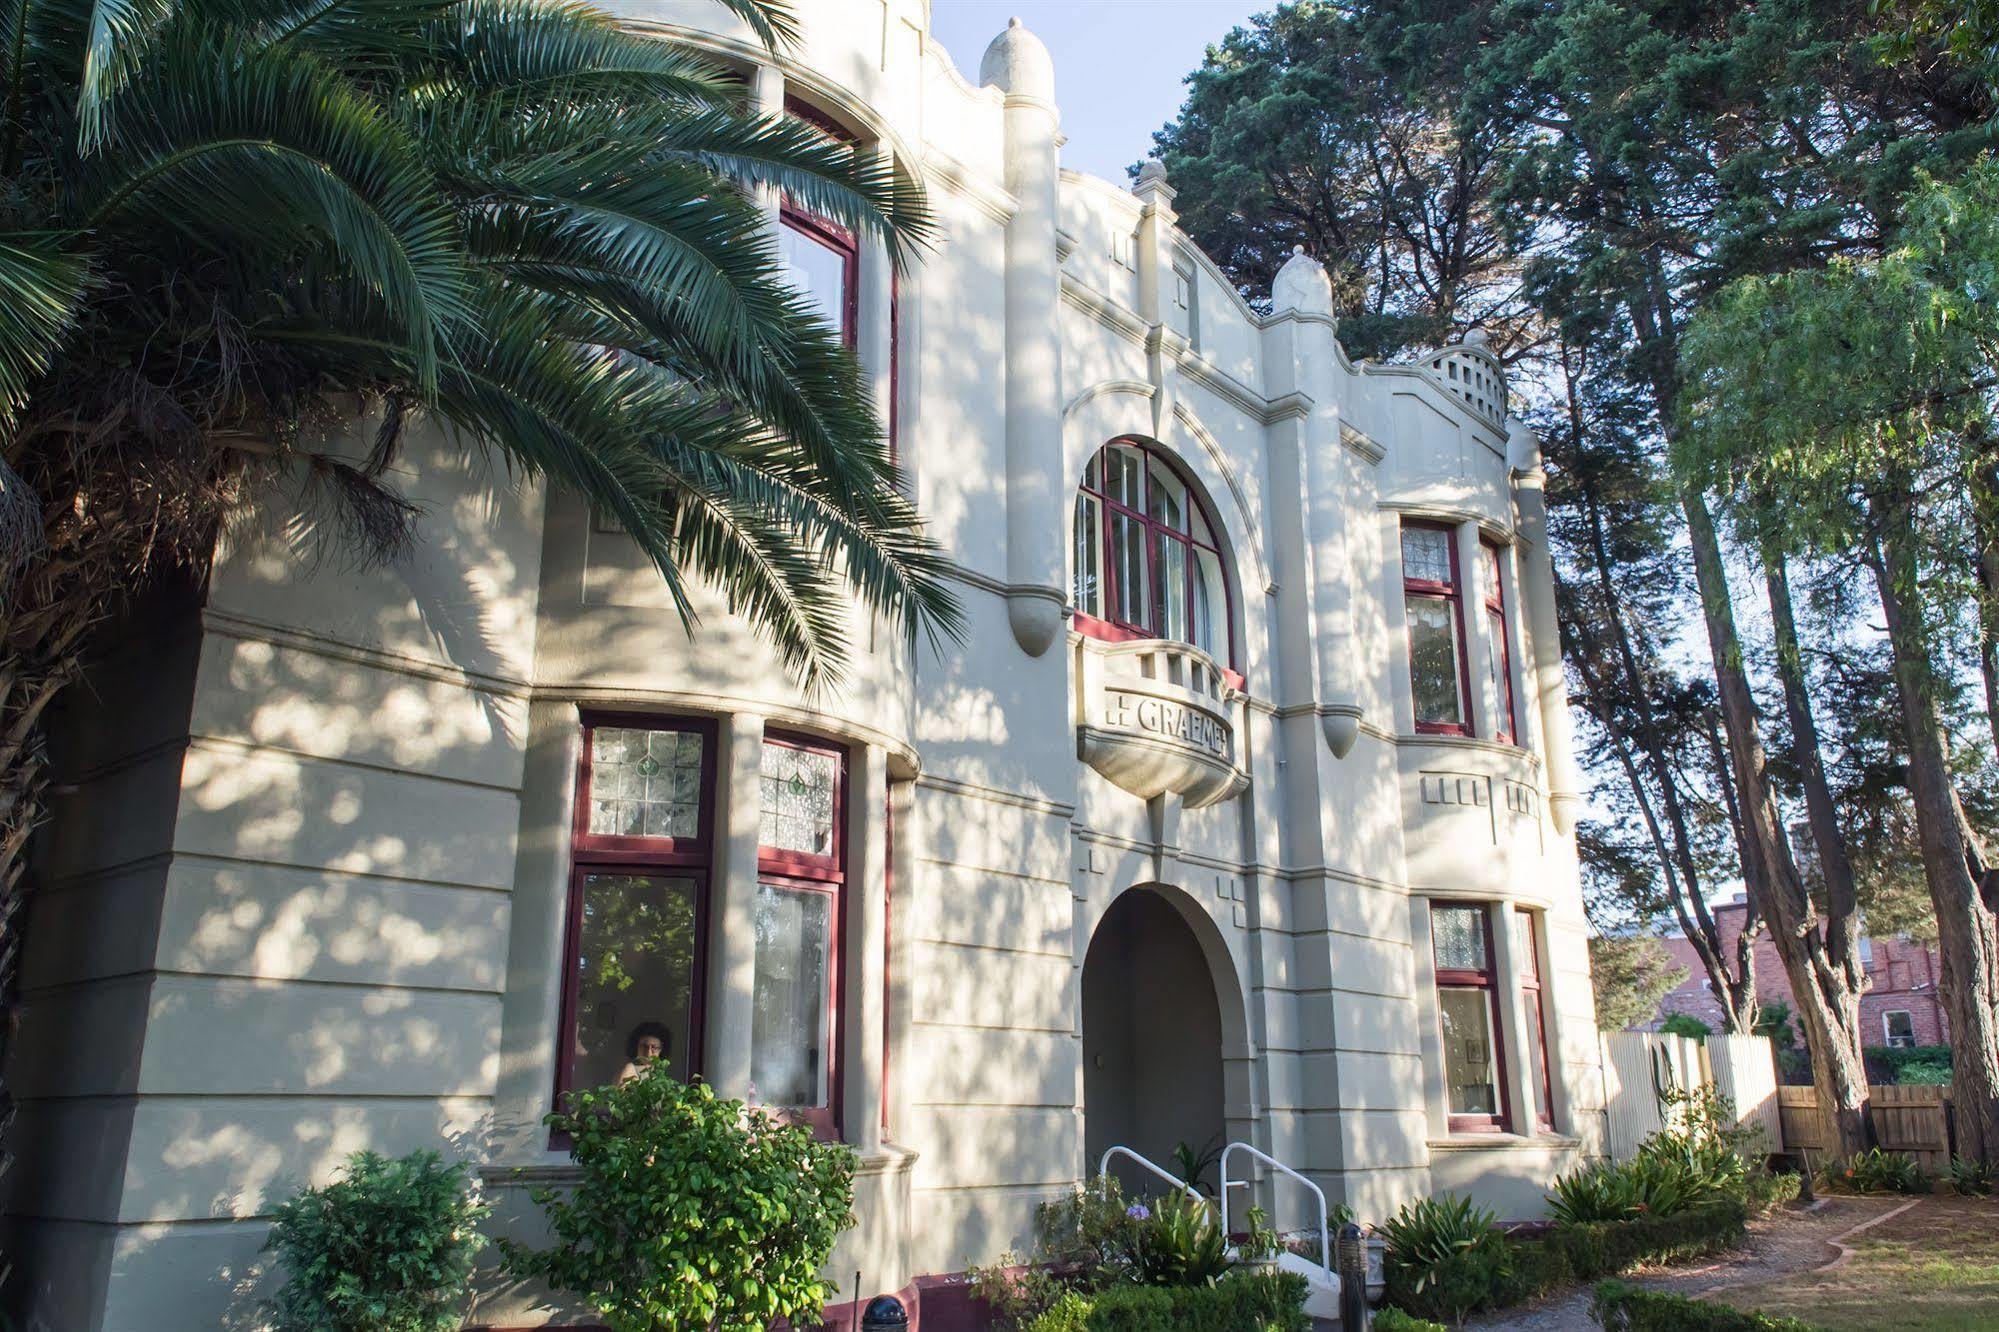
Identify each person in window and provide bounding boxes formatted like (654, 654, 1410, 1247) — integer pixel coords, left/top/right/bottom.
(618, 1021, 673, 1084)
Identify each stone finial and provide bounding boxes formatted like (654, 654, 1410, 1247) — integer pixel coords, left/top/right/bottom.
(1462, 326, 1490, 348)
(1271, 244, 1334, 318)
(980, 16, 1055, 102)
(1137, 156, 1169, 184)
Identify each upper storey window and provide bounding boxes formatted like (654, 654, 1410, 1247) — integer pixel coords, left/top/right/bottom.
(1483, 541, 1518, 745)
(1402, 522, 1470, 735)
(1072, 440, 1232, 666)
(778, 212, 857, 345)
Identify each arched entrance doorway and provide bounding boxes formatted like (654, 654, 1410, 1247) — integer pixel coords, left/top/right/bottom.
(1082, 887, 1228, 1195)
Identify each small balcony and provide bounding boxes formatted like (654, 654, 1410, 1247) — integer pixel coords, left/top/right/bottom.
(1072, 634, 1249, 809)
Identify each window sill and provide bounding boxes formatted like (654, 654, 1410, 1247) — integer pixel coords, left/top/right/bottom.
(1428, 1132, 1582, 1153)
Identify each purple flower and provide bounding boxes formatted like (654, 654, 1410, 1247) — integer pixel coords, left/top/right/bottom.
(1126, 1204, 1151, 1221)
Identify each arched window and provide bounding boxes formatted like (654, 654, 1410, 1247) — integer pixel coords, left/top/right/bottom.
(1071, 439, 1233, 665)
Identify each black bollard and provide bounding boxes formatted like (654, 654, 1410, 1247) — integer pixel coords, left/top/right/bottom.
(1337, 1220, 1369, 1329)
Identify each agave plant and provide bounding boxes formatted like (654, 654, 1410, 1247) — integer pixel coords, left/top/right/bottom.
(0, 0, 957, 1286)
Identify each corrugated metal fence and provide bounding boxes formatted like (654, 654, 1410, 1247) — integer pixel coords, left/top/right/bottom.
(1599, 1033, 1780, 1160)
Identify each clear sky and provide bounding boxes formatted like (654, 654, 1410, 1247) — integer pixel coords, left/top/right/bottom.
(927, 1, 1267, 184)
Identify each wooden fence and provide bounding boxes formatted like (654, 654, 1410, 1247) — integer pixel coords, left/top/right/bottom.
(1777, 1083, 1953, 1172)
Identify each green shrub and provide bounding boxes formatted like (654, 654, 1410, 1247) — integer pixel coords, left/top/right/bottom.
(1036, 1175, 1144, 1286)
(1132, 1190, 1233, 1286)
(264, 1149, 489, 1332)
(1742, 1170, 1802, 1213)
(1949, 1154, 1995, 1196)
(1660, 1014, 1715, 1039)
(1380, 1194, 1508, 1324)
(1549, 1200, 1748, 1281)
(1550, 1161, 1647, 1224)
(1019, 1271, 1309, 1332)
(1862, 1044, 1951, 1085)
(1372, 1308, 1450, 1332)
(966, 1251, 1074, 1328)
(1490, 1235, 1576, 1306)
(1591, 1279, 1827, 1330)
(1822, 1147, 1928, 1195)
(1896, 1059, 1952, 1085)
(500, 1066, 856, 1332)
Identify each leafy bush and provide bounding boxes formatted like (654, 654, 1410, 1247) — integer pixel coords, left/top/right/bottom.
(500, 1066, 856, 1332)
(1131, 1190, 1234, 1286)
(1018, 1271, 1309, 1332)
(1591, 1279, 1827, 1330)
(1240, 1206, 1282, 1262)
(264, 1149, 489, 1332)
(1380, 1194, 1508, 1324)
(1549, 1161, 1647, 1225)
(1372, 1309, 1450, 1332)
(1949, 1154, 1995, 1196)
(1821, 1147, 1928, 1195)
(1862, 1044, 1951, 1084)
(1560, 1199, 1747, 1280)
(1742, 1169, 1802, 1213)
(1895, 1058, 1952, 1085)
(966, 1251, 1074, 1329)
(1660, 1013, 1715, 1039)
(1035, 1175, 1144, 1286)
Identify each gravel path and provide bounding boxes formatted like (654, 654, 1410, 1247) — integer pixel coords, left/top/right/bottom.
(1461, 1197, 1908, 1332)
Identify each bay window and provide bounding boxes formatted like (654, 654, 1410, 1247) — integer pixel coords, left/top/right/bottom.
(1402, 522, 1470, 734)
(1431, 902, 1510, 1133)
(778, 209, 858, 345)
(1483, 541, 1519, 745)
(1071, 439, 1233, 666)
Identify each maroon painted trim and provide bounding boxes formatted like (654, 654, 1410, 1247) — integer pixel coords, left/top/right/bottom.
(1433, 900, 1514, 1135)
(755, 729, 849, 1139)
(780, 207, 860, 348)
(1402, 520, 1475, 735)
(1073, 437, 1238, 670)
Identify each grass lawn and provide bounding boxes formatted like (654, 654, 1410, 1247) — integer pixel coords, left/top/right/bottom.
(1723, 1195, 1999, 1331)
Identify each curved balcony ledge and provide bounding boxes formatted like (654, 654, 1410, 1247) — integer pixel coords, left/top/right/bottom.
(1071, 635, 1249, 809)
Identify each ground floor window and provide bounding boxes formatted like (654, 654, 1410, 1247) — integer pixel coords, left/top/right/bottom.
(1515, 908, 1556, 1132)
(1431, 901, 1510, 1133)
(1883, 1009, 1916, 1049)
(557, 718, 849, 1137)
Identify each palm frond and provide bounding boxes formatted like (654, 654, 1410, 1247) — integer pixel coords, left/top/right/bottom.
(76, 0, 174, 148)
(706, 0, 797, 53)
(75, 27, 470, 391)
(0, 230, 87, 428)
(411, 0, 741, 108)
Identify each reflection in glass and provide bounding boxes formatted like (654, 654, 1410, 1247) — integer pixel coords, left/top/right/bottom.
(1407, 597, 1465, 725)
(1440, 987, 1500, 1117)
(1401, 526, 1455, 583)
(1193, 546, 1224, 656)
(570, 873, 699, 1092)
(779, 220, 851, 334)
(1111, 510, 1145, 624)
(1073, 493, 1102, 616)
(589, 727, 704, 839)
(751, 882, 833, 1108)
(1155, 533, 1189, 643)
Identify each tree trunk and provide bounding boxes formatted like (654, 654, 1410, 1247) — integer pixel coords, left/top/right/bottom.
(1679, 485, 1870, 1154)
(1974, 459, 1999, 758)
(1870, 491, 1999, 1162)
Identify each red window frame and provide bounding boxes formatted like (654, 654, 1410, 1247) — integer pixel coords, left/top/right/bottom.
(754, 729, 847, 1139)
(554, 713, 719, 1132)
(1432, 901, 1513, 1134)
(779, 207, 859, 348)
(1402, 521, 1473, 736)
(1516, 908, 1556, 1133)
(1072, 438, 1239, 678)
(1484, 541, 1519, 746)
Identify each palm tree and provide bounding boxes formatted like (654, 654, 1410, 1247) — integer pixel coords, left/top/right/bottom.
(0, 0, 959, 1271)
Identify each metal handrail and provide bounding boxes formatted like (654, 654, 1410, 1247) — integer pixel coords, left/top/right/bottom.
(1218, 1141, 1330, 1274)
(1097, 1145, 1203, 1201)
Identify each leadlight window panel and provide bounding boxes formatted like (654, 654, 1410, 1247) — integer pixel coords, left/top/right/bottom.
(759, 741, 839, 857)
(1439, 987, 1502, 1117)
(1402, 526, 1455, 585)
(751, 881, 834, 1108)
(567, 872, 700, 1092)
(589, 727, 705, 840)
(1433, 904, 1490, 973)
(1407, 597, 1467, 726)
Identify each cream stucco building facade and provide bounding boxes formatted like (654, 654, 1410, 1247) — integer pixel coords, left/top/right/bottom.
(3, 4, 1605, 1329)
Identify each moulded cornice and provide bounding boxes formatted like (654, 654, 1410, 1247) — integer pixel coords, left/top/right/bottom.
(921, 149, 1018, 226)
(1059, 273, 1148, 343)
(1376, 500, 1516, 545)
(533, 685, 922, 777)
(1340, 422, 1385, 465)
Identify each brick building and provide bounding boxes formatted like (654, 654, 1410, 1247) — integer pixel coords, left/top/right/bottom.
(1650, 896, 1948, 1049)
